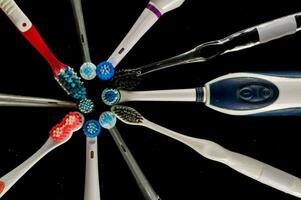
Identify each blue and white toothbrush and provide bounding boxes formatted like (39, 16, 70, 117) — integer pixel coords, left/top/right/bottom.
(112, 105, 301, 198)
(103, 71, 301, 116)
(113, 11, 301, 90)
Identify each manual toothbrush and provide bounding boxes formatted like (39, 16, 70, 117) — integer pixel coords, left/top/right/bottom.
(112, 105, 301, 198)
(0, 0, 89, 101)
(0, 111, 84, 198)
(113, 11, 301, 90)
(96, 0, 186, 80)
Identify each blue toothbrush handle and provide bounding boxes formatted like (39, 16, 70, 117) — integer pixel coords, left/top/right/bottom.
(204, 72, 301, 116)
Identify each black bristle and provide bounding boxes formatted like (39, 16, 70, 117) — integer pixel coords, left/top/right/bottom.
(111, 69, 142, 90)
(111, 105, 144, 124)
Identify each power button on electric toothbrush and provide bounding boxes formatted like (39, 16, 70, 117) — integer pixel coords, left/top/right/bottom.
(239, 85, 274, 103)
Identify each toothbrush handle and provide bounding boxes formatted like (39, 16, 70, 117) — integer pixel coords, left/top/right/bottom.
(0, 138, 58, 198)
(0, 0, 66, 75)
(84, 138, 101, 200)
(107, 3, 160, 67)
(69, 0, 91, 62)
(205, 72, 301, 116)
(120, 88, 203, 103)
(224, 151, 301, 197)
(109, 127, 161, 200)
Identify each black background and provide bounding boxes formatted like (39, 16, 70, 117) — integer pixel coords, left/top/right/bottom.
(0, 0, 301, 200)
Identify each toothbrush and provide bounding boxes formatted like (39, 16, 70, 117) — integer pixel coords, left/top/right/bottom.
(0, 93, 76, 108)
(0, 111, 84, 198)
(113, 11, 301, 90)
(69, 0, 101, 199)
(103, 70, 301, 116)
(82, 120, 102, 200)
(98, 112, 161, 200)
(112, 105, 301, 198)
(96, 0, 186, 80)
(70, 0, 97, 81)
(0, 0, 88, 100)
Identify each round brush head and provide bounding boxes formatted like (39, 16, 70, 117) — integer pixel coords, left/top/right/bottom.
(80, 62, 97, 80)
(50, 112, 84, 142)
(111, 105, 144, 125)
(99, 111, 117, 129)
(101, 88, 120, 106)
(78, 98, 94, 114)
(96, 61, 115, 80)
(83, 120, 101, 138)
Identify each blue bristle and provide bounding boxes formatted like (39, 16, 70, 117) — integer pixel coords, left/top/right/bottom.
(80, 62, 96, 80)
(102, 88, 120, 106)
(96, 61, 115, 80)
(78, 98, 94, 114)
(56, 67, 87, 100)
(83, 120, 101, 138)
(99, 111, 117, 130)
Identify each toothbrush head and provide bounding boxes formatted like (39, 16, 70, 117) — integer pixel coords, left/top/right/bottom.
(99, 111, 117, 129)
(83, 120, 101, 138)
(0, 181, 4, 194)
(112, 68, 142, 90)
(101, 88, 120, 106)
(49, 112, 84, 142)
(150, 0, 185, 14)
(111, 105, 144, 125)
(80, 62, 97, 80)
(56, 66, 87, 100)
(78, 98, 94, 114)
(96, 61, 115, 81)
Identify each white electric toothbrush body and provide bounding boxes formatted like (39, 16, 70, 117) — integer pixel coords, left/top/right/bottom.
(107, 0, 185, 67)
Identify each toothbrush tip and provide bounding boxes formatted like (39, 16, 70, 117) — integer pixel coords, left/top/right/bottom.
(96, 61, 115, 81)
(83, 120, 101, 138)
(0, 181, 4, 194)
(49, 112, 84, 142)
(78, 98, 94, 114)
(80, 62, 97, 80)
(102, 88, 120, 106)
(99, 111, 117, 129)
(111, 105, 143, 124)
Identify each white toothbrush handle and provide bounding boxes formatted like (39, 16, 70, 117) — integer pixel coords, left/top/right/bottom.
(0, 138, 60, 198)
(108, 3, 159, 67)
(143, 120, 301, 198)
(120, 88, 202, 103)
(0, 0, 32, 32)
(224, 151, 301, 197)
(84, 137, 101, 200)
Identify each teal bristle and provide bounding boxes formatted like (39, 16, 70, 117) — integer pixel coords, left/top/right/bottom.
(56, 67, 87, 100)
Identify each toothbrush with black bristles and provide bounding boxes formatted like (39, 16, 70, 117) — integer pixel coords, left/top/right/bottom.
(112, 105, 301, 198)
(0, 0, 89, 103)
(103, 69, 301, 116)
(113, 11, 301, 90)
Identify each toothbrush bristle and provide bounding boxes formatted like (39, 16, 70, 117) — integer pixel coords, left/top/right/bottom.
(112, 69, 141, 90)
(78, 98, 94, 114)
(49, 112, 84, 142)
(111, 105, 144, 124)
(102, 88, 120, 106)
(56, 67, 87, 100)
(0, 181, 4, 194)
(96, 61, 115, 80)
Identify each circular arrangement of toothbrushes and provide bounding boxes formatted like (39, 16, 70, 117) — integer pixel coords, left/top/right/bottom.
(1, 0, 301, 200)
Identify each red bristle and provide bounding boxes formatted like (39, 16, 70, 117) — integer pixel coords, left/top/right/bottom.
(49, 112, 82, 142)
(0, 181, 4, 194)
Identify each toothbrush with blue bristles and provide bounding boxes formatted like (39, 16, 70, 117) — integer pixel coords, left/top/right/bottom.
(96, 0, 186, 81)
(103, 69, 301, 116)
(0, 0, 90, 103)
(113, 11, 301, 90)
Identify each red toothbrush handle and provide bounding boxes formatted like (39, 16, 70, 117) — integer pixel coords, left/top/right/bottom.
(22, 26, 66, 76)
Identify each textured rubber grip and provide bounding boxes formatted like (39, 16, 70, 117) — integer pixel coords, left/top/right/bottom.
(0, 0, 32, 32)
